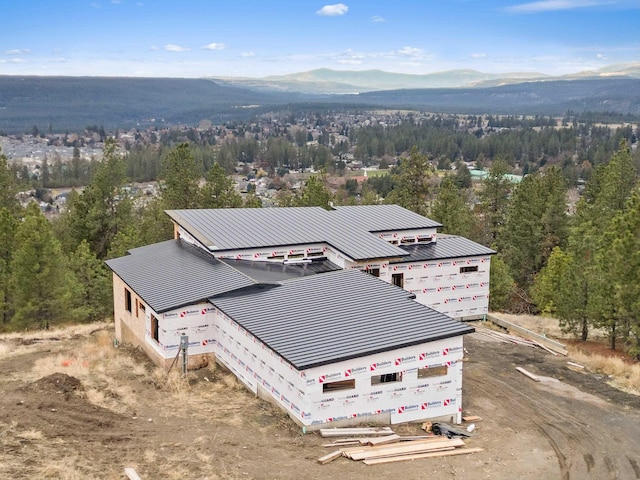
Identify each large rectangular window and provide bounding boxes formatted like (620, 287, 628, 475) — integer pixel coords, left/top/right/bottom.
(125, 288, 132, 313)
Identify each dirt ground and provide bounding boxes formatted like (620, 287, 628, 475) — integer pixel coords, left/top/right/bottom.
(1, 323, 639, 480)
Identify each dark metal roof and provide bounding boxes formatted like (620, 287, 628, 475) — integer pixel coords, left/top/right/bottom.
(219, 258, 342, 283)
(330, 204, 442, 231)
(391, 235, 496, 263)
(166, 207, 409, 261)
(210, 269, 474, 370)
(105, 240, 257, 313)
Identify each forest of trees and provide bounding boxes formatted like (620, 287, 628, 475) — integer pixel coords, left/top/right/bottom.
(1, 122, 639, 357)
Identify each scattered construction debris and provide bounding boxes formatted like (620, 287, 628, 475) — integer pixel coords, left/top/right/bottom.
(567, 361, 585, 369)
(483, 315, 568, 356)
(124, 467, 142, 480)
(317, 425, 482, 465)
(431, 422, 472, 438)
(516, 366, 540, 382)
(462, 415, 482, 422)
(317, 435, 481, 465)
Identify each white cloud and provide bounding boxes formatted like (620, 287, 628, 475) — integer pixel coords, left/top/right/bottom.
(149, 45, 159, 51)
(240, 52, 255, 58)
(337, 59, 363, 65)
(316, 4, 348, 16)
(203, 43, 226, 50)
(596, 53, 607, 59)
(396, 46, 423, 57)
(0, 58, 28, 64)
(90, 3, 100, 8)
(5, 49, 31, 55)
(505, 0, 613, 14)
(371, 15, 385, 22)
(470, 53, 487, 58)
(164, 44, 190, 52)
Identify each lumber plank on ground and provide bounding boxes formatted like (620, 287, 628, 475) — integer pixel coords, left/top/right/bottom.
(320, 426, 394, 438)
(124, 468, 142, 480)
(516, 366, 540, 382)
(462, 415, 482, 422)
(341, 436, 454, 457)
(363, 447, 484, 465)
(348, 438, 465, 461)
(317, 450, 344, 464)
(486, 314, 568, 355)
(534, 342, 559, 355)
(323, 440, 360, 447)
(361, 434, 401, 446)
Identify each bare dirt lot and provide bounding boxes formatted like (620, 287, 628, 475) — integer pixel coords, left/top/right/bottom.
(1, 323, 639, 480)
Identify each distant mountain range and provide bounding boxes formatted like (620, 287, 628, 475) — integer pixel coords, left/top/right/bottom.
(0, 63, 639, 133)
(211, 62, 640, 93)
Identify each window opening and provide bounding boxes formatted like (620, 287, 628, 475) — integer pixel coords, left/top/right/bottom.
(366, 267, 380, 277)
(151, 315, 159, 343)
(417, 365, 449, 378)
(125, 288, 132, 313)
(322, 379, 356, 393)
(460, 266, 479, 273)
(371, 372, 402, 385)
(392, 273, 404, 288)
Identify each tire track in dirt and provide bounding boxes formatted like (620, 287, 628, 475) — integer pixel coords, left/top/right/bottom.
(464, 335, 640, 480)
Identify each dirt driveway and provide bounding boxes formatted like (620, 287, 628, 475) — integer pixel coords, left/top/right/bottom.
(0, 325, 639, 479)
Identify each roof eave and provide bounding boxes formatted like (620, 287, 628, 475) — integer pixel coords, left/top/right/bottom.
(293, 327, 476, 370)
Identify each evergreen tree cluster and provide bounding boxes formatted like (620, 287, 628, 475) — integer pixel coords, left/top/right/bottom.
(2, 135, 640, 358)
(0, 141, 261, 332)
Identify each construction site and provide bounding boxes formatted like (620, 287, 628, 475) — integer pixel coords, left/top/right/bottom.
(1, 316, 639, 479)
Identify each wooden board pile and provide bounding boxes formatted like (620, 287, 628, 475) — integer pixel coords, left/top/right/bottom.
(317, 427, 482, 465)
(473, 325, 567, 356)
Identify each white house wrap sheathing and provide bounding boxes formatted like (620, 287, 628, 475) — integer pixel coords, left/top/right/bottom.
(139, 303, 218, 359)
(381, 255, 492, 318)
(145, 299, 466, 428)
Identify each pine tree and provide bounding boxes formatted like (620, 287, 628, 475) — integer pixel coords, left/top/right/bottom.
(160, 143, 202, 209)
(10, 203, 75, 330)
(294, 173, 334, 209)
(385, 146, 432, 216)
(489, 255, 515, 312)
(200, 163, 243, 208)
(477, 157, 512, 245)
(0, 208, 18, 327)
(68, 240, 112, 322)
(500, 166, 568, 288)
(532, 246, 589, 340)
(59, 138, 133, 259)
(0, 149, 20, 213)
(609, 187, 640, 356)
(429, 176, 474, 238)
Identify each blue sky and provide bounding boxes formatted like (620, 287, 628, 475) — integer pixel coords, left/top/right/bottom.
(1, 1, 638, 78)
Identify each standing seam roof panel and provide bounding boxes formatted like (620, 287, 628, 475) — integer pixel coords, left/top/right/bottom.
(166, 207, 410, 261)
(210, 269, 474, 369)
(105, 239, 257, 313)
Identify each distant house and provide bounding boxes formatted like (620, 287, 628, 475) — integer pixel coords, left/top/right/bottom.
(106, 205, 494, 430)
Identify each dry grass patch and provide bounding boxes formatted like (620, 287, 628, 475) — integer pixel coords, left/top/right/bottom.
(568, 347, 640, 395)
(490, 313, 639, 395)
(25, 327, 150, 414)
(492, 312, 568, 339)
